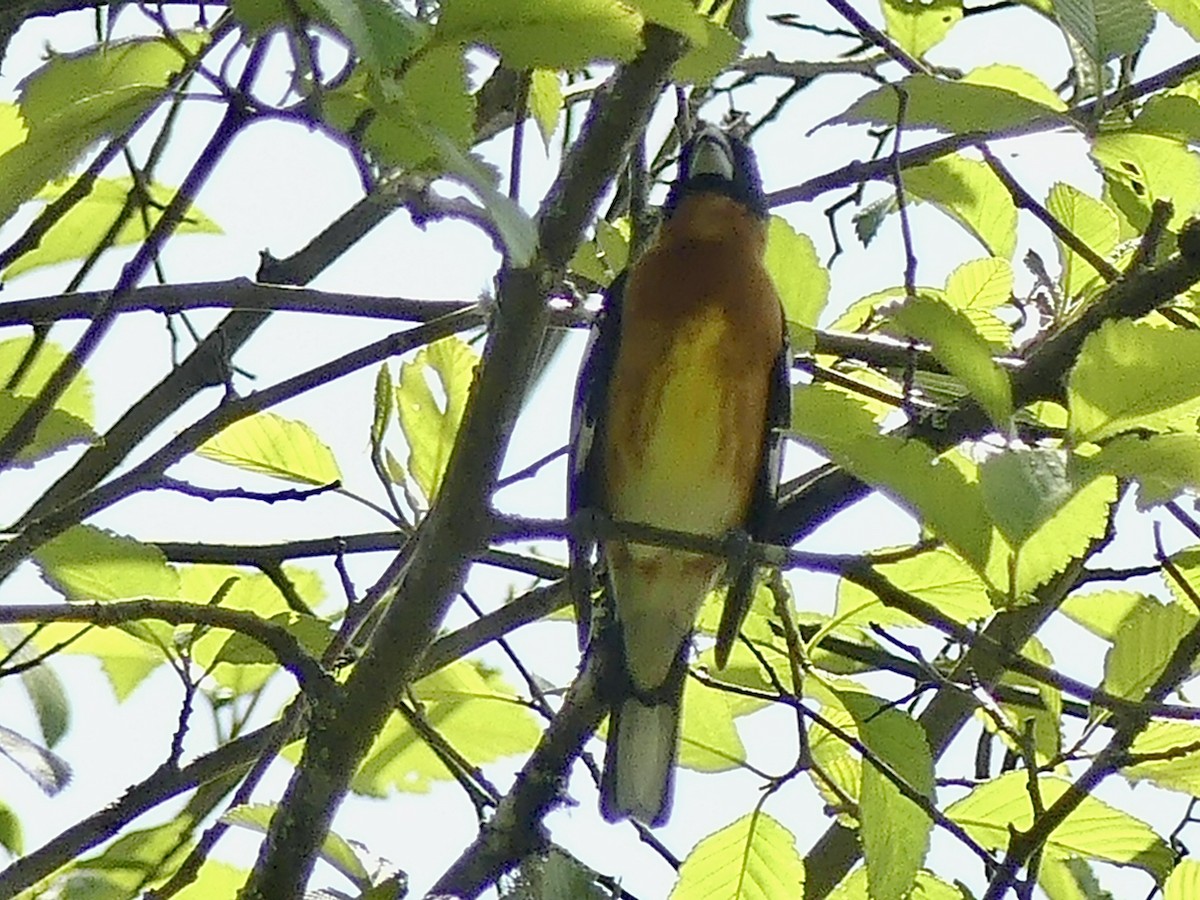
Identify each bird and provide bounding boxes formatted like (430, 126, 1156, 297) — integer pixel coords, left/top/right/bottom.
(568, 123, 790, 826)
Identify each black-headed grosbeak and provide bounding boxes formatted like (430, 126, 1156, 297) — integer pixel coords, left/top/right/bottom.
(570, 124, 790, 825)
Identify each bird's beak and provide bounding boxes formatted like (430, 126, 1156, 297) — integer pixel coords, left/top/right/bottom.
(686, 128, 736, 182)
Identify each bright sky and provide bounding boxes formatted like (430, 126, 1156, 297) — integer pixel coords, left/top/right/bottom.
(1, 2, 1199, 897)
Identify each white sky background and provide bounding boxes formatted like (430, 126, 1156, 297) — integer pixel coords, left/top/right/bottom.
(0, 1, 1199, 897)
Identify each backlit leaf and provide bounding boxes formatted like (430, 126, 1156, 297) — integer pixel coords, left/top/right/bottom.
(197, 412, 341, 486)
(1103, 599, 1197, 702)
(396, 336, 479, 503)
(765, 216, 829, 330)
(881, 0, 963, 58)
(1045, 182, 1119, 302)
(669, 812, 804, 899)
(34, 525, 179, 602)
(947, 771, 1172, 879)
(1067, 321, 1200, 442)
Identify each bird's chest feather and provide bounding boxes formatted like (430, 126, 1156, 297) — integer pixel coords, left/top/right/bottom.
(602, 251, 779, 535)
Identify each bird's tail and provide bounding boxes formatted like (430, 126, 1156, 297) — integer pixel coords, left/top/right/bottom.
(599, 645, 688, 826)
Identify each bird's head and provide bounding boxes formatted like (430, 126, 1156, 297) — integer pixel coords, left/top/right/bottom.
(663, 124, 767, 222)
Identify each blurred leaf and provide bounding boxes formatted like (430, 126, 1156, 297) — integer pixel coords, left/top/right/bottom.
(828, 868, 968, 899)
(766, 216, 829, 329)
(35, 525, 179, 602)
(222, 804, 370, 888)
(0, 336, 94, 423)
(396, 336, 479, 503)
(673, 18, 740, 84)
(77, 818, 193, 892)
(0, 800, 21, 856)
(881, 0, 962, 57)
(4, 177, 221, 280)
(436, 0, 643, 68)
(309, 0, 428, 74)
(1067, 321, 1200, 442)
(0, 724, 71, 795)
(172, 860, 253, 900)
(1075, 433, 1200, 509)
(947, 771, 1173, 879)
(1165, 860, 1200, 900)
(668, 812, 804, 899)
(0, 392, 93, 466)
(1147, 0, 1200, 40)
(197, 412, 342, 486)
(352, 660, 541, 795)
(371, 362, 393, 451)
(1059, 590, 1149, 641)
(678, 662, 764, 771)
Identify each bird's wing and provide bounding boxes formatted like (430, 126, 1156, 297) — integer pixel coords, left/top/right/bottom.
(714, 326, 791, 667)
(568, 272, 626, 648)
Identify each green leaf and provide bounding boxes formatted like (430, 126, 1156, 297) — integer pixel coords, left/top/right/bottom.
(1053, 0, 1154, 65)
(0, 392, 93, 466)
(1045, 182, 1119, 301)
(881, 0, 963, 58)
(826, 73, 1069, 132)
(0, 800, 21, 855)
(34, 525, 179, 602)
(673, 18, 741, 84)
(180, 564, 325, 694)
(1067, 320, 1200, 442)
(1164, 547, 1200, 608)
(962, 63, 1067, 111)
(371, 362, 393, 451)
(765, 216, 829, 332)
(0, 33, 207, 228)
(995, 635, 1062, 763)
(947, 770, 1173, 879)
(1166, 860, 1200, 900)
(668, 812, 805, 899)
(512, 848, 609, 900)
(979, 448, 1073, 546)
(351, 660, 541, 795)
(891, 294, 1013, 426)
(983, 471, 1115, 599)
(1075, 433, 1200, 508)
(834, 546, 992, 628)
(838, 689, 933, 900)
(789, 385, 993, 570)
(594, 218, 629, 274)
(1038, 855, 1114, 900)
(435, 0, 643, 68)
(1147, 0, 1200, 39)
(528, 69, 562, 147)
(4, 177, 222, 280)
(308, 0, 428, 75)
(8, 635, 69, 745)
(396, 336, 479, 504)
(828, 868, 967, 900)
(171, 860, 252, 900)
(944, 256, 1014, 315)
(1103, 599, 1197, 702)
(1125, 720, 1200, 797)
(0, 336, 94, 424)
(78, 818, 193, 892)
(1059, 590, 1149, 641)
(1092, 132, 1200, 234)
(324, 44, 475, 170)
(678, 660, 765, 771)
(905, 157, 1018, 259)
(1135, 89, 1200, 144)
(197, 412, 342, 486)
(222, 804, 370, 888)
